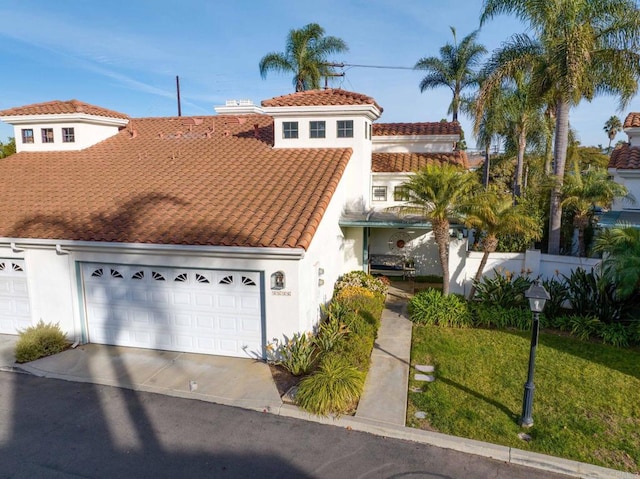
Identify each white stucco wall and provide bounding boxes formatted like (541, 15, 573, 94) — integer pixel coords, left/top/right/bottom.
(609, 169, 640, 211)
(10, 119, 126, 152)
(449, 248, 601, 296)
(372, 135, 458, 154)
(0, 242, 307, 355)
(368, 228, 440, 276)
(370, 172, 411, 209)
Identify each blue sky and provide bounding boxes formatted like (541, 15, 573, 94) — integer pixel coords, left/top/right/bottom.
(0, 0, 636, 148)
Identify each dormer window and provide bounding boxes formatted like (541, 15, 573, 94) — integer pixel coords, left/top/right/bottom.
(62, 127, 75, 143)
(41, 128, 54, 143)
(283, 121, 298, 139)
(309, 121, 325, 139)
(337, 120, 353, 138)
(21, 129, 34, 144)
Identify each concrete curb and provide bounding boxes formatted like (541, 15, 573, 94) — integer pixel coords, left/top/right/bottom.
(277, 404, 639, 479)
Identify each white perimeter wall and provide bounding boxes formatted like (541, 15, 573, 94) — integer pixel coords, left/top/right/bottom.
(450, 247, 601, 296)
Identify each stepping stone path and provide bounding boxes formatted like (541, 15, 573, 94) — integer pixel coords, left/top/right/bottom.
(410, 386, 423, 393)
(415, 365, 435, 373)
(414, 411, 427, 419)
(415, 374, 435, 382)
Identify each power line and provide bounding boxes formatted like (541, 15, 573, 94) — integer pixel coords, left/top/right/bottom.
(342, 62, 415, 70)
(325, 62, 415, 70)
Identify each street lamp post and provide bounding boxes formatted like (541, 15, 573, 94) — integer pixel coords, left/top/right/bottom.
(519, 280, 550, 428)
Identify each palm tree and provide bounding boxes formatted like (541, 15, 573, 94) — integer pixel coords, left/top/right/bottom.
(476, 63, 546, 198)
(415, 27, 486, 122)
(391, 163, 478, 295)
(593, 226, 640, 299)
(481, 0, 640, 255)
(463, 190, 542, 298)
(561, 167, 633, 257)
(259, 23, 348, 92)
(603, 116, 623, 152)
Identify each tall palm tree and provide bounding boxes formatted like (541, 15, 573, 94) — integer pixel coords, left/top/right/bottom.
(415, 27, 487, 122)
(463, 190, 542, 298)
(481, 0, 640, 255)
(259, 23, 348, 92)
(603, 116, 623, 152)
(593, 226, 640, 299)
(391, 163, 478, 295)
(476, 63, 546, 198)
(561, 167, 633, 256)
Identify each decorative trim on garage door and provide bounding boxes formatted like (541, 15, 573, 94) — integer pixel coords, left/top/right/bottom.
(0, 259, 31, 335)
(81, 263, 264, 358)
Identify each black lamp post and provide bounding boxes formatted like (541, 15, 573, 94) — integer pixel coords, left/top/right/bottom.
(519, 280, 550, 428)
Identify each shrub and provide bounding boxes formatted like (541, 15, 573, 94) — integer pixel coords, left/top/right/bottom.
(569, 315, 603, 341)
(266, 332, 318, 376)
(408, 289, 472, 327)
(545, 314, 573, 332)
(471, 303, 533, 331)
(295, 355, 365, 417)
(472, 269, 532, 308)
(599, 322, 630, 348)
(15, 320, 69, 363)
(334, 271, 388, 296)
(541, 276, 569, 319)
(314, 316, 349, 352)
(564, 268, 628, 323)
(326, 326, 374, 372)
(335, 286, 384, 328)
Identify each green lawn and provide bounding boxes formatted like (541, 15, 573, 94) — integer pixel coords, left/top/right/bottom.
(408, 325, 640, 473)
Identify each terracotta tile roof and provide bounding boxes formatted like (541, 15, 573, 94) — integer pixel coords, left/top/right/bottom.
(373, 122, 461, 136)
(372, 151, 469, 172)
(623, 112, 640, 128)
(608, 143, 640, 169)
(261, 88, 383, 112)
(0, 99, 129, 119)
(0, 114, 351, 249)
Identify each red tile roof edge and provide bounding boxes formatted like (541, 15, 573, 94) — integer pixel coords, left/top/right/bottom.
(609, 143, 640, 169)
(0, 99, 129, 119)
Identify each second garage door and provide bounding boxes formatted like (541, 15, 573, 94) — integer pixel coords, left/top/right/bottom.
(82, 263, 263, 358)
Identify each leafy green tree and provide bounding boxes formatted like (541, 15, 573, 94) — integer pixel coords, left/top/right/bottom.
(481, 0, 640, 255)
(562, 168, 633, 256)
(603, 115, 623, 152)
(463, 189, 541, 297)
(391, 164, 478, 295)
(0, 137, 15, 158)
(259, 23, 348, 92)
(593, 227, 640, 299)
(415, 27, 486, 122)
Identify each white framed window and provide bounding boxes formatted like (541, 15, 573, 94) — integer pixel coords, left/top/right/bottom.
(372, 186, 387, 201)
(309, 121, 325, 138)
(283, 121, 298, 139)
(62, 127, 75, 143)
(394, 186, 410, 202)
(337, 120, 353, 138)
(41, 128, 54, 143)
(21, 129, 34, 144)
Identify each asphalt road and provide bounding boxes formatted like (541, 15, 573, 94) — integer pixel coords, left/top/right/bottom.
(0, 372, 570, 479)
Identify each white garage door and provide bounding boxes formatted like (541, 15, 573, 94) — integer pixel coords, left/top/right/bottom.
(82, 263, 263, 358)
(0, 259, 31, 335)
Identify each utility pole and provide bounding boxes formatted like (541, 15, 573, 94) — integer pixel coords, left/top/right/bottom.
(322, 62, 345, 89)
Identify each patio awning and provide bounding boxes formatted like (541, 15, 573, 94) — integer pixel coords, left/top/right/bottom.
(596, 210, 640, 229)
(339, 210, 433, 229)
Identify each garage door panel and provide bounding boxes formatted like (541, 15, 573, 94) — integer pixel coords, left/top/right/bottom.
(83, 263, 263, 358)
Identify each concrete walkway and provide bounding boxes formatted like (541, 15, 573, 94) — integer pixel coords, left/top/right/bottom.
(356, 283, 412, 425)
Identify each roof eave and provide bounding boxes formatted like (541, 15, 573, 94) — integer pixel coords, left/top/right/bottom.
(0, 113, 129, 127)
(262, 104, 382, 121)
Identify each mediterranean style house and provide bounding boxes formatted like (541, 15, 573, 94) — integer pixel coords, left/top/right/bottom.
(0, 89, 466, 359)
(602, 112, 640, 229)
